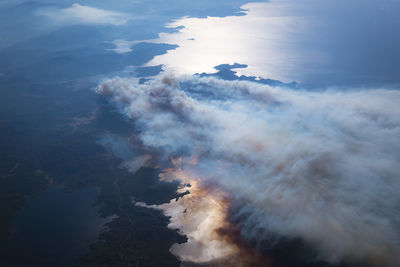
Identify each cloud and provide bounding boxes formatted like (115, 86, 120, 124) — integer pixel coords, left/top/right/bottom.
(35, 3, 131, 26)
(97, 75, 400, 266)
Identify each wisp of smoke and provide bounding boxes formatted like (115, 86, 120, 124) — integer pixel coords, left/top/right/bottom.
(97, 75, 400, 266)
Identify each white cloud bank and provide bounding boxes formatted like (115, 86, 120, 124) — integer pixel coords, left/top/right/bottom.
(97, 75, 400, 266)
(35, 3, 131, 26)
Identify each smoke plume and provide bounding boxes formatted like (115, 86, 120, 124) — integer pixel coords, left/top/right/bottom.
(97, 75, 400, 266)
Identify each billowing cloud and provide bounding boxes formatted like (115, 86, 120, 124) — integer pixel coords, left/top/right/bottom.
(97, 75, 400, 266)
(35, 3, 131, 26)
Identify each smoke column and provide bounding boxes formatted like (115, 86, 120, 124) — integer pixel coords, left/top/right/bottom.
(97, 75, 400, 266)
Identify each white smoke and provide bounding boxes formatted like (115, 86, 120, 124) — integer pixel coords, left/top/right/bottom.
(97, 75, 400, 266)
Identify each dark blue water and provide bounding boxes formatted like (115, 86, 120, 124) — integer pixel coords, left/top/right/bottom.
(0, 186, 111, 267)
